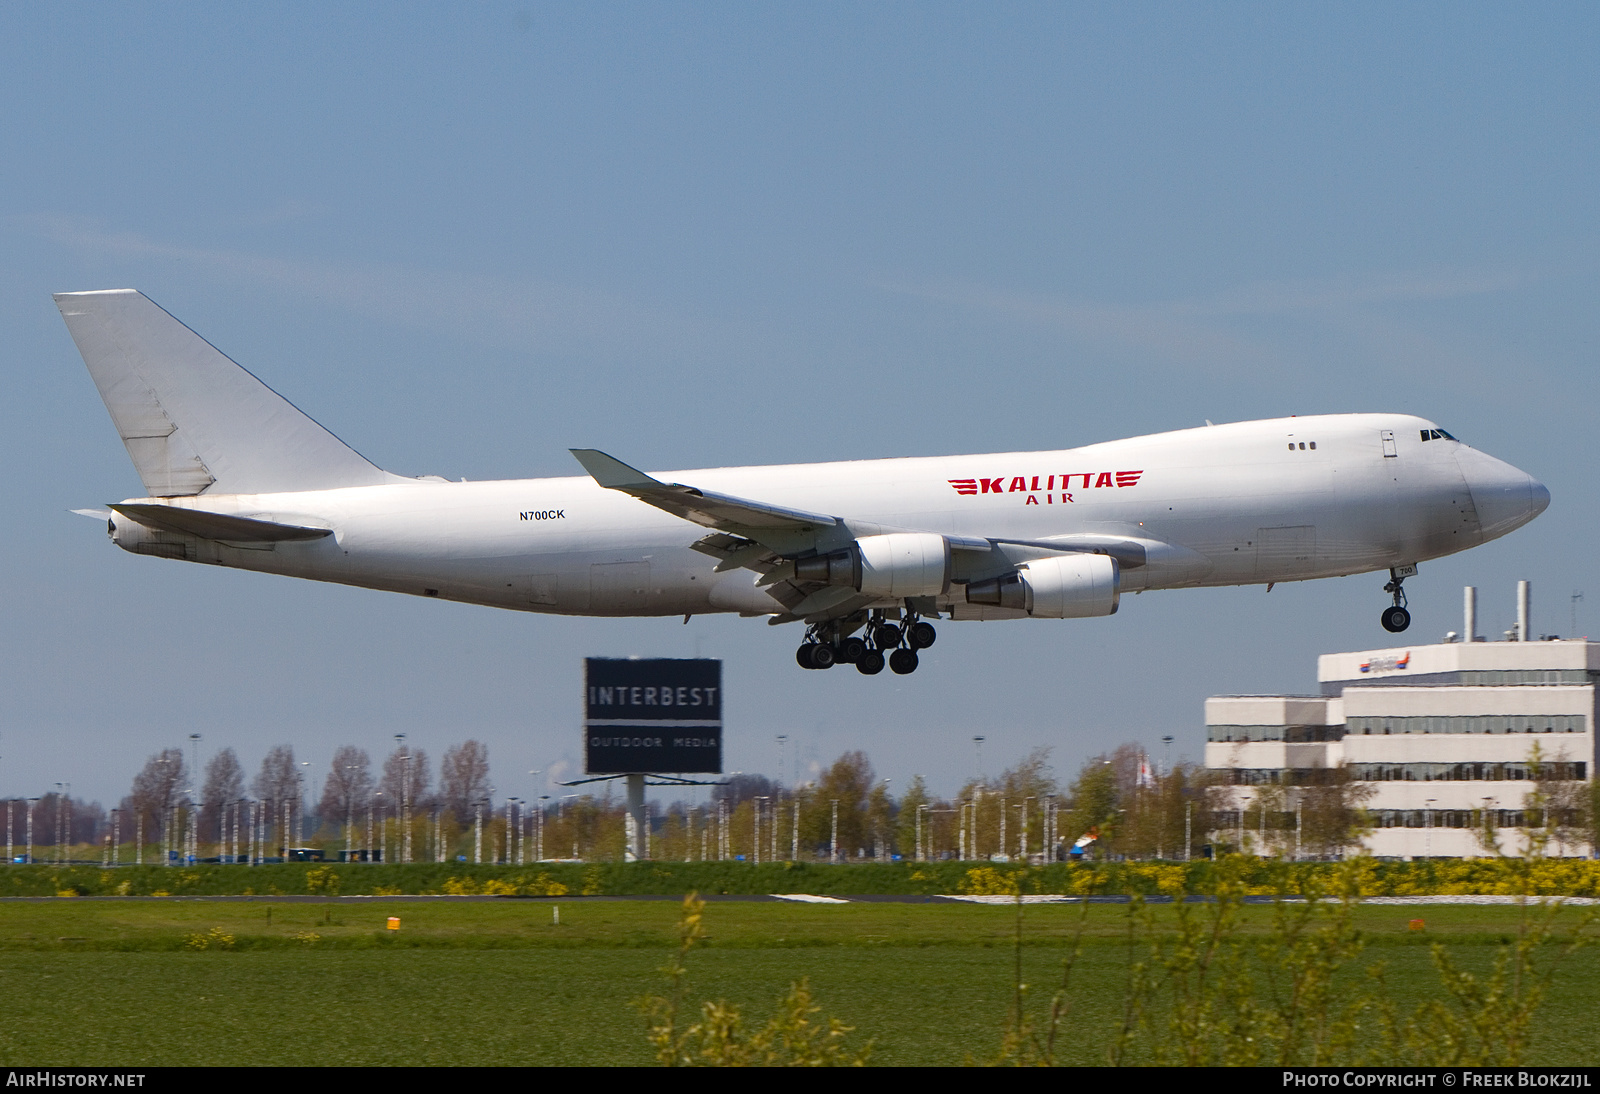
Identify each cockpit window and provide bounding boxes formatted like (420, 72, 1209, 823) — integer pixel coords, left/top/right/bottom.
(1420, 428, 1457, 442)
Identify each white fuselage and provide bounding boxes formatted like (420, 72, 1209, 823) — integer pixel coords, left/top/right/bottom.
(109, 413, 1547, 622)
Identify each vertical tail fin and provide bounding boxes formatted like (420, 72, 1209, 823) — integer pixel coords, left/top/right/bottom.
(55, 289, 402, 497)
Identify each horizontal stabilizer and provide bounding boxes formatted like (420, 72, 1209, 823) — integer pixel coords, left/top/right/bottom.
(109, 503, 333, 542)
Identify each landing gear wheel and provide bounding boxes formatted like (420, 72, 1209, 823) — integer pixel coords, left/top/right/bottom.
(1381, 565, 1413, 634)
(857, 649, 885, 675)
(797, 643, 816, 669)
(873, 623, 902, 649)
(838, 636, 867, 664)
(889, 648, 919, 675)
(810, 642, 836, 669)
(907, 621, 937, 649)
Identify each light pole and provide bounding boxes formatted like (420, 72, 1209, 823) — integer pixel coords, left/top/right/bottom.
(830, 799, 839, 863)
(299, 761, 312, 852)
(507, 796, 519, 864)
(537, 796, 549, 862)
(372, 790, 384, 863)
(973, 736, 986, 782)
(61, 783, 73, 865)
(753, 796, 766, 866)
(473, 800, 484, 864)
(1045, 794, 1057, 862)
(972, 787, 983, 860)
(236, 798, 247, 864)
(527, 771, 542, 865)
(875, 779, 891, 862)
(26, 798, 39, 865)
(396, 734, 411, 864)
(55, 783, 66, 866)
(1022, 796, 1034, 861)
(344, 758, 360, 863)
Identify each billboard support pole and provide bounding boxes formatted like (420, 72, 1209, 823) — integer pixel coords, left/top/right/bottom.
(625, 773, 647, 862)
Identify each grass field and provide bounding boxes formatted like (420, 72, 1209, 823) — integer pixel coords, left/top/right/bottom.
(0, 898, 1595, 1066)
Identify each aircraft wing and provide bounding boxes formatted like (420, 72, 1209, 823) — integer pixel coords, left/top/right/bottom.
(572, 448, 1164, 624)
(569, 449, 842, 534)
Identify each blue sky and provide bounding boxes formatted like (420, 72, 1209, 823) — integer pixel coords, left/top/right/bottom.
(2, 4, 1595, 809)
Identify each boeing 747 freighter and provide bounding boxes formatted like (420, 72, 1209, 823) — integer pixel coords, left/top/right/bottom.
(56, 290, 1549, 675)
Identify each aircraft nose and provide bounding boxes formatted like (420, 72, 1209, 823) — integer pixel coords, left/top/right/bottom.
(1457, 445, 1549, 542)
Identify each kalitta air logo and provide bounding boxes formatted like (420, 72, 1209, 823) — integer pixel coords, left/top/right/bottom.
(1359, 652, 1411, 673)
(948, 471, 1144, 505)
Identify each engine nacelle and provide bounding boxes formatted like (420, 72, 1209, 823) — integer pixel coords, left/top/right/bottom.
(964, 553, 1120, 618)
(792, 532, 951, 598)
(109, 513, 192, 560)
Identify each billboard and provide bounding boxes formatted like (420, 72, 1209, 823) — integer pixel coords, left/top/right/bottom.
(584, 658, 722, 774)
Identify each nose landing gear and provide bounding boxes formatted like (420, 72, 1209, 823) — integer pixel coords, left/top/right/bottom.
(1381, 566, 1414, 633)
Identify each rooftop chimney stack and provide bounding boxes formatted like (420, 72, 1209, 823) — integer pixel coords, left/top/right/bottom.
(1464, 586, 1477, 643)
(1517, 580, 1531, 642)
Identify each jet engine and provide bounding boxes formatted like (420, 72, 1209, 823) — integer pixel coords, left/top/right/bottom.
(964, 553, 1119, 618)
(793, 532, 951, 598)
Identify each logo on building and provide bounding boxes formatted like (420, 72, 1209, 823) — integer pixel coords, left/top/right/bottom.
(1359, 652, 1411, 674)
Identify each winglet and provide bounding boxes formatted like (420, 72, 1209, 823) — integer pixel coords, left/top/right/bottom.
(569, 449, 664, 492)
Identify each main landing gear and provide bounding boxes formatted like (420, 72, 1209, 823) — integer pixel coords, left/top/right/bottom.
(796, 609, 937, 675)
(1381, 566, 1413, 633)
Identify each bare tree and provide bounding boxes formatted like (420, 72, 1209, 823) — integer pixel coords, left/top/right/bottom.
(200, 748, 244, 842)
(381, 746, 431, 811)
(440, 740, 490, 823)
(252, 744, 301, 831)
(319, 746, 373, 831)
(128, 749, 187, 841)
(252, 745, 304, 856)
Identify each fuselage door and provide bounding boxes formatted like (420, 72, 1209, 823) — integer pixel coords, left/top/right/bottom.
(1381, 430, 1397, 458)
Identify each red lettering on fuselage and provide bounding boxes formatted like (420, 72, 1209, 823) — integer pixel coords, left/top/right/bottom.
(949, 471, 1144, 498)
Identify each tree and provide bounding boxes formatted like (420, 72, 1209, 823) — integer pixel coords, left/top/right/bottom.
(1294, 767, 1374, 859)
(992, 748, 1059, 857)
(866, 779, 896, 860)
(440, 740, 491, 824)
(1525, 742, 1590, 857)
(127, 748, 187, 841)
(799, 751, 873, 859)
(712, 773, 780, 807)
(199, 748, 244, 843)
(381, 745, 431, 812)
(252, 745, 302, 854)
(319, 746, 373, 835)
(252, 745, 301, 810)
(1062, 754, 1119, 858)
(896, 775, 930, 859)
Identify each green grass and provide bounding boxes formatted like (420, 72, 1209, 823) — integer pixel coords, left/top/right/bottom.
(0, 899, 1595, 1066)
